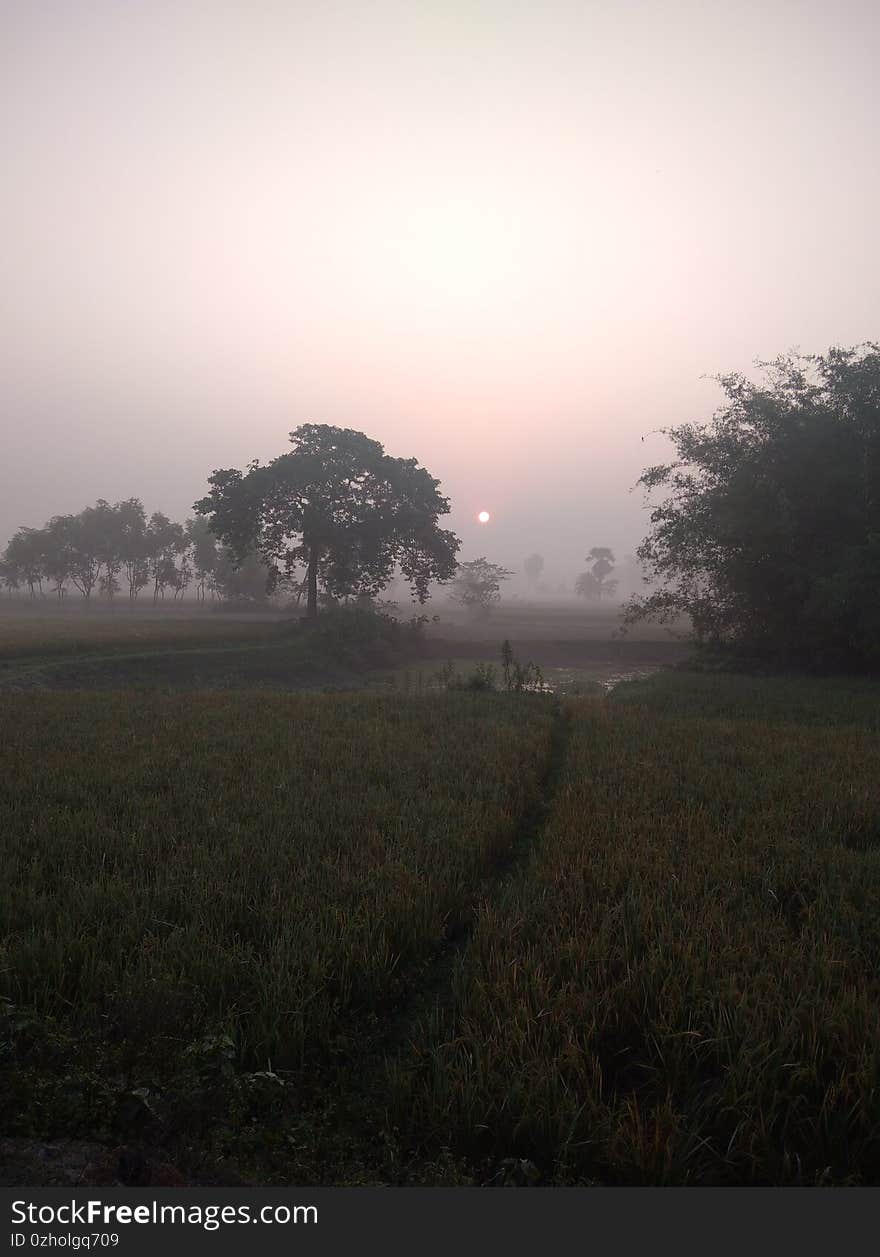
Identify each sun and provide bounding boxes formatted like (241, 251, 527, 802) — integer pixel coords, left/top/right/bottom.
(477, 510, 491, 524)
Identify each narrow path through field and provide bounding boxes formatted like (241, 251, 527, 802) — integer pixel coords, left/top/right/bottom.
(404, 699, 569, 1030)
(328, 698, 574, 1180)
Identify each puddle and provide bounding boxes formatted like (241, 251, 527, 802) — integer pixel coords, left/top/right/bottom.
(371, 663, 664, 696)
(596, 668, 662, 693)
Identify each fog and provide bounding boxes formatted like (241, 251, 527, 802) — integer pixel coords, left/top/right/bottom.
(2, 0, 878, 585)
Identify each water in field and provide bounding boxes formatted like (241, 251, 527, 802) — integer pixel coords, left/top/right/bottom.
(371, 661, 664, 696)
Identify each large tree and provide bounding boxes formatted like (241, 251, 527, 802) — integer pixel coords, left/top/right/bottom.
(626, 343, 880, 667)
(194, 424, 459, 618)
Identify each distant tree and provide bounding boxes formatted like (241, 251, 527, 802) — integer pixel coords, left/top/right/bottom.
(38, 520, 67, 598)
(576, 547, 618, 601)
(1, 499, 195, 603)
(37, 500, 127, 600)
(186, 516, 218, 602)
(523, 553, 544, 589)
(8, 529, 47, 597)
(212, 547, 273, 605)
(0, 553, 21, 597)
(146, 512, 187, 602)
(115, 498, 151, 599)
(626, 343, 880, 667)
(574, 570, 599, 600)
(170, 545, 193, 601)
(92, 500, 127, 598)
(194, 424, 459, 619)
(450, 557, 513, 617)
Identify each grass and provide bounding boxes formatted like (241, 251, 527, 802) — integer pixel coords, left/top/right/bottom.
(0, 690, 554, 1175)
(433, 600, 689, 642)
(0, 613, 279, 662)
(4, 612, 880, 1185)
(613, 667, 880, 730)
(0, 607, 686, 694)
(388, 688, 880, 1184)
(0, 610, 423, 692)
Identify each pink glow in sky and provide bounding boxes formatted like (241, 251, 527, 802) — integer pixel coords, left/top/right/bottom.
(2, 0, 878, 580)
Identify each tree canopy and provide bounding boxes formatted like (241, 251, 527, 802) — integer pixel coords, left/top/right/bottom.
(0, 498, 264, 605)
(576, 547, 618, 601)
(627, 343, 880, 668)
(194, 424, 460, 617)
(450, 557, 513, 616)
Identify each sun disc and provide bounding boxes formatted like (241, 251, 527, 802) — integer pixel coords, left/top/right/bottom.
(478, 510, 491, 523)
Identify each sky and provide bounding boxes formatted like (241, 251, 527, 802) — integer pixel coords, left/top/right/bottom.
(2, 0, 878, 588)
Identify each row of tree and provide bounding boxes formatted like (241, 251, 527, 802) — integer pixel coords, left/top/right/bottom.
(523, 549, 650, 600)
(0, 500, 272, 604)
(6, 342, 874, 664)
(448, 548, 643, 615)
(2, 501, 633, 613)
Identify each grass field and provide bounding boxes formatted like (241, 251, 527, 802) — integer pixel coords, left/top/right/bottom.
(4, 607, 880, 1186)
(0, 603, 689, 692)
(389, 683, 880, 1184)
(613, 668, 880, 730)
(0, 613, 280, 661)
(1, 690, 554, 1181)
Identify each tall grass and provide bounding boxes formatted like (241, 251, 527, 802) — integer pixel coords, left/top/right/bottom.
(612, 668, 880, 730)
(1, 693, 553, 1117)
(390, 697, 880, 1184)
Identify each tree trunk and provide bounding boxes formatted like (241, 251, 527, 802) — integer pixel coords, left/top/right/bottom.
(306, 544, 318, 619)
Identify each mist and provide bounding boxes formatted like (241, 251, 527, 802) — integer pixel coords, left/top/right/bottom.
(3, 0, 878, 582)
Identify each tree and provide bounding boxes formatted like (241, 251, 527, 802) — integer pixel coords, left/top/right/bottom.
(38, 507, 114, 600)
(574, 569, 599, 600)
(145, 512, 188, 602)
(92, 500, 127, 599)
(576, 547, 618, 601)
(40, 518, 74, 597)
(115, 498, 150, 599)
(186, 516, 218, 602)
(450, 557, 513, 617)
(0, 553, 21, 597)
(212, 547, 273, 605)
(194, 424, 459, 619)
(4, 528, 48, 597)
(625, 343, 880, 668)
(73, 509, 108, 598)
(523, 553, 544, 590)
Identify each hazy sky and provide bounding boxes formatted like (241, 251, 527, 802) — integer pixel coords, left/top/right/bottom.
(3, 0, 878, 584)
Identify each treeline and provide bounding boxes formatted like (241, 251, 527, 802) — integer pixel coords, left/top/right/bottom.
(0, 499, 273, 604)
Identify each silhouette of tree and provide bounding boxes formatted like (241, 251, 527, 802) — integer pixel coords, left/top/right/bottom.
(195, 424, 459, 619)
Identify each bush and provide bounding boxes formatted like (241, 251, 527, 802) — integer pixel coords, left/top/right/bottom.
(291, 602, 432, 666)
(433, 643, 546, 693)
